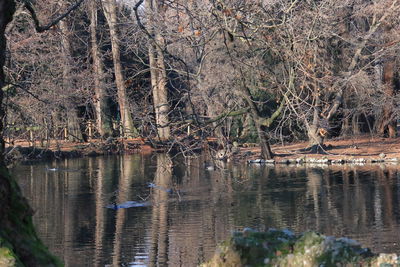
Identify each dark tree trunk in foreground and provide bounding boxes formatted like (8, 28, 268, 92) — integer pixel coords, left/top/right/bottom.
(0, 1, 61, 266)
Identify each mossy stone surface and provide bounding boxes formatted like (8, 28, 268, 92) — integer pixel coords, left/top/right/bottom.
(0, 247, 16, 267)
(0, 166, 63, 267)
(201, 229, 400, 267)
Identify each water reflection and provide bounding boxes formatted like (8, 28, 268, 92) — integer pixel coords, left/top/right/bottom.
(11, 156, 400, 266)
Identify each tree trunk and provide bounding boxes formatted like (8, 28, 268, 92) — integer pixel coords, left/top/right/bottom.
(352, 113, 362, 135)
(307, 124, 325, 153)
(239, 114, 252, 140)
(147, 0, 171, 141)
(377, 60, 397, 138)
(199, 88, 226, 149)
(306, 84, 329, 153)
(89, 0, 112, 138)
(59, 14, 83, 142)
(239, 86, 273, 159)
(257, 124, 274, 159)
(102, 0, 137, 138)
(0, 1, 61, 265)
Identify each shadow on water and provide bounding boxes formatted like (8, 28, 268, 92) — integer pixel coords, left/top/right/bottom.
(11, 155, 400, 266)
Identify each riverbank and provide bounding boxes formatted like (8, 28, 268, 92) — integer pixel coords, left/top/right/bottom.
(4, 138, 153, 166)
(243, 136, 400, 164)
(5, 136, 400, 165)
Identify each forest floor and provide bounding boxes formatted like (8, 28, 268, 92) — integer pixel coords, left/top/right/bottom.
(5, 135, 400, 163)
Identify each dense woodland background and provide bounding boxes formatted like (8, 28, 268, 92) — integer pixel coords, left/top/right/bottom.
(1, 1, 400, 266)
(4, 0, 400, 159)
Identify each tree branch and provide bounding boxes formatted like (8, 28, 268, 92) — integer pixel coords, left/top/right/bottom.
(259, 96, 286, 127)
(22, 0, 85, 33)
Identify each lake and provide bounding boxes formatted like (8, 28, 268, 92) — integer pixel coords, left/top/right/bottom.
(11, 154, 400, 266)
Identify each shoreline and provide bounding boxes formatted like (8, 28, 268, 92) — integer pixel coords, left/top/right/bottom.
(5, 136, 400, 166)
(243, 136, 400, 165)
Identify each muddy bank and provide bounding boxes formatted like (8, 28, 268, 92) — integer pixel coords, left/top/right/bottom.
(240, 136, 400, 165)
(5, 136, 400, 166)
(4, 138, 153, 166)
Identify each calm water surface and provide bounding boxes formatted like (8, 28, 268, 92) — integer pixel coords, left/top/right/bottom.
(11, 154, 400, 266)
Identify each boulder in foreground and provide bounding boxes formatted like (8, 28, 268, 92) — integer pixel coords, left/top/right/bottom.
(201, 229, 399, 267)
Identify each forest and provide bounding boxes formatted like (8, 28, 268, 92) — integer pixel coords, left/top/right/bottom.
(0, 1, 400, 266)
(3, 0, 399, 160)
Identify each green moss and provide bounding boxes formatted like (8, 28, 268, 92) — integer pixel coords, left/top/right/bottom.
(201, 229, 399, 267)
(293, 231, 324, 253)
(0, 236, 23, 267)
(0, 247, 16, 267)
(0, 165, 63, 267)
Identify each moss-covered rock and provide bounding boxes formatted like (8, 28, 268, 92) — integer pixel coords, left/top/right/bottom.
(0, 165, 63, 267)
(201, 229, 399, 267)
(0, 246, 17, 267)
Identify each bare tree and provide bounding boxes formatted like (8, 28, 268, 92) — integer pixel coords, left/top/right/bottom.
(59, 1, 84, 142)
(102, 0, 137, 138)
(89, 0, 113, 138)
(146, 0, 171, 141)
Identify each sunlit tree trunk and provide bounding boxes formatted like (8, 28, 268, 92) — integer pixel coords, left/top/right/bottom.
(307, 84, 326, 153)
(239, 86, 273, 159)
(377, 60, 397, 138)
(102, 0, 137, 138)
(147, 0, 171, 141)
(89, 0, 112, 138)
(59, 14, 84, 142)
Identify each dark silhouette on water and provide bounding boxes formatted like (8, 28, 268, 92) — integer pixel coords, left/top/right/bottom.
(106, 201, 151, 210)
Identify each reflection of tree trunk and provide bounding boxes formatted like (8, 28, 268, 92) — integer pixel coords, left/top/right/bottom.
(147, 0, 170, 141)
(112, 156, 134, 267)
(323, 169, 344, 235)
(373, 179, 383, 231)
(353, 170, 367, 228)
(103, 0, 137, 138)
(258, 167, 272, 226)
(94, 157, 105, 267)
(89, 0, 112, 138)
(149, 154, 172, 266)
(63, 159, 77, 266)
(306, 169, 321, 229)
(342, 169, 351, 226)
(378, 168, 394, 227)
